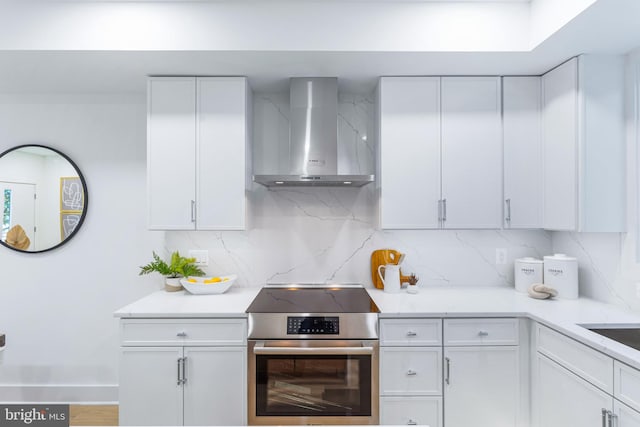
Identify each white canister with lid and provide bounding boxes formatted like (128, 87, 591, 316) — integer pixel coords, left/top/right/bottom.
(514, 257, 543, 293)
(543, 254, 578, 299)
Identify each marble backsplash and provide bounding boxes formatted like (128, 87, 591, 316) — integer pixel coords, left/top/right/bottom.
(167, 91, 553, 290)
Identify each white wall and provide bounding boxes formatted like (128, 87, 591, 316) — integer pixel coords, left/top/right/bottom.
(0, 1, 529, 52)
(529, 0, 598, 47)
(0, 93, 164, 403)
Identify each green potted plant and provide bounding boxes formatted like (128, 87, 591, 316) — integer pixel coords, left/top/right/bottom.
(139, 251, 206, 292)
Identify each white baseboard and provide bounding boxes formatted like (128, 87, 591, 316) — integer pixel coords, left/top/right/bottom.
(0, 385, 117, 404)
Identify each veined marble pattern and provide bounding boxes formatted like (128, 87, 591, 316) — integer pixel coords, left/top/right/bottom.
(168, 91, 552, 290)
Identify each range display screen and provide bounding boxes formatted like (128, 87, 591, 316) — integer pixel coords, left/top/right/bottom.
(287, 316, 339, 335)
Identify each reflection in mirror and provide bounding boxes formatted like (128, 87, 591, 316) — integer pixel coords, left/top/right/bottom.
(0, 145, 88, 253)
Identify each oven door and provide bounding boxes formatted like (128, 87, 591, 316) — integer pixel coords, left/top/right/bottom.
(248, 340, 379, 425)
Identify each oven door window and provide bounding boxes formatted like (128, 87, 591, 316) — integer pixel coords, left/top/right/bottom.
(255, 354, 372, 417)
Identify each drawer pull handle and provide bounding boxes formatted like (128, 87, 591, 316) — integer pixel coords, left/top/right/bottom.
(406, 331, 417, 337)
(177, 332, 187, 337)
(406, 370, 417, 376)
(478, 331, 489, 337)
(445, 357, 451, 385)
(407, 420, 417, 425)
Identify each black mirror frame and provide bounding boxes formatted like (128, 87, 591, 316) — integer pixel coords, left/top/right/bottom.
(0, 144, 89, 254)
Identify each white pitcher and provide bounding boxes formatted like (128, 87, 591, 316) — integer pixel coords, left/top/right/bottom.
(378, 264, 401, 293)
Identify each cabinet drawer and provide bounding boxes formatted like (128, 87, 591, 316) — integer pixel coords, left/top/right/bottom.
(121, 319, 247, 346)
(380, 396, 442, 427)
(615, 361, 640, 412)
(443, 318, 519, 346)
(380, 347, 442, 396)
(380, 318, 442, 346)
(536, 324, 613, 394)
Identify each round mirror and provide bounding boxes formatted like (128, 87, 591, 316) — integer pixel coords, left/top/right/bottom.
(0, 144, 88, 253)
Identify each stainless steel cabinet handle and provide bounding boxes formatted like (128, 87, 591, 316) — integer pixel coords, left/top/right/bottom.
(602, 408, 608, 427)
(438, 199, 442, 224)
(505, 198, 511, 223)
(407, 420, 417, 425)
(177, 358, 183, 385)
(406, 369, 417, 376)
(181, 356, 187, 385)
(478, 331, 489, 337)
(445, 357, 451, 385)
(406, 331, 417, 337)
(610, 411, 617, 427)
(176, 331, 187, 337)
(190, 200, 196, 223)
(442, 199, 447, 222)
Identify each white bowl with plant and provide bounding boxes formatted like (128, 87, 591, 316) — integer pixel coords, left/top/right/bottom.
(139, 251, 205, 292)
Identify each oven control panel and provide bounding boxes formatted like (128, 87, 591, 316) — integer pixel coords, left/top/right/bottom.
(287, 316, 339, 335)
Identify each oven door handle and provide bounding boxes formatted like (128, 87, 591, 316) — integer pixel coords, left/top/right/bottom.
(252, 341, 375, 355)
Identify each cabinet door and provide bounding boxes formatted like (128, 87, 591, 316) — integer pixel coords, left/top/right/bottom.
(380, 347, 442, 395)
(535, 353, 612, 427)
(441, 77, 502, 229)
(147, 77, 197, 230)
(615, 400, 640, 427)
(379, 77, 441, 229)
(119, 347, 184, 426)
(380, 396, 442, 427)
(196, 77, 247, 230)
(444, 346, 519, 427)
(183, 347, 247, 426)
(503, 77, 542, 229)
(542, 58, 578, 230)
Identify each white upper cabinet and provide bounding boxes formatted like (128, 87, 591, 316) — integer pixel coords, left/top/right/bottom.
(147, 77, 197, 230)
(542, 55, 625, 232)
(503, 76, 543, 229)
(379, 77, 441, 229)
(196, 77, 249, 230)
(147, 76, 249, 230)
(379, 76, 502, 229)
(441, 77, 502, 229)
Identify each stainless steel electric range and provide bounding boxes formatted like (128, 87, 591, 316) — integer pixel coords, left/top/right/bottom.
(246, 283, 380, 425)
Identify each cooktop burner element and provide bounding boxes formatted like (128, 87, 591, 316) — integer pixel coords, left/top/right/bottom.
(245, 283, 379, 314)
(246, 283, 379, 340)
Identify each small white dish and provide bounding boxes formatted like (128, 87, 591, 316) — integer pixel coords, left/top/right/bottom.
(180, 274, 237, 295)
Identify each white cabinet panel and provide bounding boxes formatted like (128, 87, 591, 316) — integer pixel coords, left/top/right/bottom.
(615, 361, 640, 412)
(121, 319, 247, 347)
(147, 77, 197, 230)
(197, 77, 248, 230)
(443, 318, 519, 346)
(379, 77, 441, 229)
(380, 318, 442, 346)
(536, 324, 613, 394)
(441, 77, 502, 229)
(535, 353, 612, 427)
(615, 400, 640, 427)
(503, 76, 542, 229)
(119, 347, 184, 426)
(183, 347, 246, 426)
(380, 347, 442, 396)
(444, 346, 519, 427)
(380, 396, 442, 427)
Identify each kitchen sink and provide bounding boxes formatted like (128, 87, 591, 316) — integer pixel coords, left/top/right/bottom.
(581, 324, 640, 351)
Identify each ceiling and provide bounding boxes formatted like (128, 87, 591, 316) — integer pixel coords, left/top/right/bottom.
(0, 0, 638, 94)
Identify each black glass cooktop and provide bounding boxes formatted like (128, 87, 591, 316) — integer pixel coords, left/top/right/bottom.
(245, 284, 379, 314)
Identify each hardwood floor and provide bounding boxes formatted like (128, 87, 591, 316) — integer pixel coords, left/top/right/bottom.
(69, 405, 118, 426)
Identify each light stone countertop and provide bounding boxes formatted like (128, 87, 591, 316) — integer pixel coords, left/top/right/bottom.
(114, 285, 640, 370)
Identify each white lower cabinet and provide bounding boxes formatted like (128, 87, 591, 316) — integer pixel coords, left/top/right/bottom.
(615, 400, 640, 427)
(118, 319, 247, 426)
(380, 396, 443, 427)
(535, 353, 612, 427)
(444, 346, 519, 427)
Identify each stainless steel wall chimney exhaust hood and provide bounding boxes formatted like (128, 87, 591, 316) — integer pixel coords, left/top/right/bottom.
(253, 77, 374, 187)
